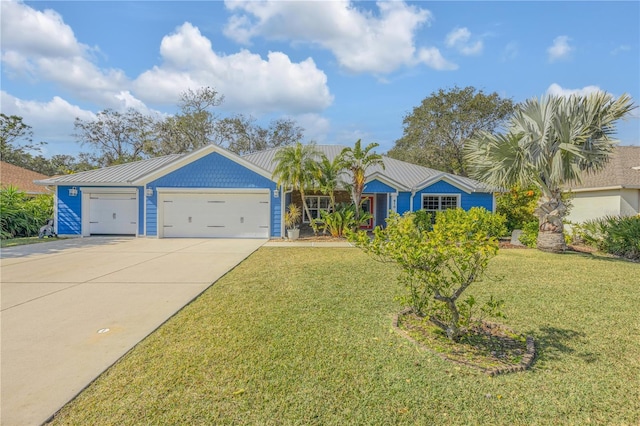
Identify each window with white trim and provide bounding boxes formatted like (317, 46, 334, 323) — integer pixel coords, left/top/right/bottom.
(421, 194, 460, 214)
(303, 196, 331, 222)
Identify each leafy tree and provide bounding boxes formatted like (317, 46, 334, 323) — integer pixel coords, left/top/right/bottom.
(465, 92, 635, 252)
(272, 141, 321, 224)
(74, 108, 156, 166)
(151, 86, 224, 155)
(0, 114, 46, 168)
(340, 139, 385, 222)
(388, 86, 514, 176)
(213, 114, 303, 155)
(349, 208, 505, 341)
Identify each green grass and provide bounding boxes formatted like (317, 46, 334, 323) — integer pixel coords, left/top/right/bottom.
(49, 248, 640, 425)
(0, 236, 63, 248)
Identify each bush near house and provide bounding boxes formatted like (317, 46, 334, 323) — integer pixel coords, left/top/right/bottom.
(576, 215, 640, 261)
(0, 186, 53, 239)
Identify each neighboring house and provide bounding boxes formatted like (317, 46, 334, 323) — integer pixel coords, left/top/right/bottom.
(35, 144, 496, 239)
(0, 161, 50, 194)
(565, 146, 640, 224)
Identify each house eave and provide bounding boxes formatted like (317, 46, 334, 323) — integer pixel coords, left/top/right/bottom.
(564, 185, 640, 193)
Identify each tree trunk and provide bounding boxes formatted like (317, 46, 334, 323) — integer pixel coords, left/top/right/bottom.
(534, 190, 567, 253)
(536, 230, 567, 253)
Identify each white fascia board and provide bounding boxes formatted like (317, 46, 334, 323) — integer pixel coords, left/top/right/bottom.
(414, 174, 474, 194)
(132, 144, 274, 185)
(156, 187, 270, 194)
(35, 180, 135, 187)
(365, 172, 409, 192)
(79, 187, 137, 194)
(564, 185, 624, 193)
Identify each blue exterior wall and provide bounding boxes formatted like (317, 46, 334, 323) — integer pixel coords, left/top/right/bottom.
(364, 179, 396, 193)
(411, 181, 493, 212)
(56, 185, 143, 235)
(57, 186, 82, 235)
(397, 192, 412, 215)
(145, 152, 280, 237)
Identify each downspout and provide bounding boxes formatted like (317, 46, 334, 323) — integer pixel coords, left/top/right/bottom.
(410, 186, 417, 212)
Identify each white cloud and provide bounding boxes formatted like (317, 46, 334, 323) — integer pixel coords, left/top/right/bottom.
(501, 41, 519, 61)
(223, 0, 454, 73)
(0, 0, 83, 58)
(295, 113, 331, 143)
(546, 83, 604, 97)
(133, 23, 333, 114)
(0, 0, 131, 107)
(1, 2, 333, 117)
(0, 91, 95, 154)
(445, 27, 483, 56)
(547, 35, 573, 62)
(611, 45, 631, 55)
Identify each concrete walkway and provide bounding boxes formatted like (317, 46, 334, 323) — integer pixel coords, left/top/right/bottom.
(0, 237, 265, 426)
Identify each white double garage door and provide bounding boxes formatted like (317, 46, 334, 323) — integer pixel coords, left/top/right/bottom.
(158, 190, 271, 238)
(85, 189, 270, 238)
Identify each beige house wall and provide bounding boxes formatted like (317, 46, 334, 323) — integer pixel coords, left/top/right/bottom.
(567, 189, 640, 224)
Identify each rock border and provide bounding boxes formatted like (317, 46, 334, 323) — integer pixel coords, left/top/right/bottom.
(392, 309, 536, 376)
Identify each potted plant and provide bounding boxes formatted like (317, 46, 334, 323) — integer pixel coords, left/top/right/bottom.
(284, 203, 301, 241)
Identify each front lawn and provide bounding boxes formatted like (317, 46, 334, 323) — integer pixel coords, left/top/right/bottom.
(49, 248, 640, 425)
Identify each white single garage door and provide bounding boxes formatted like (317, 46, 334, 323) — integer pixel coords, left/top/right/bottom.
(89, 193, 137, 235)
(161, 192, 270, 238)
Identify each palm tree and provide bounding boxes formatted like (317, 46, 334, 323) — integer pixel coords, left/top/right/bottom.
(317, 153, 344, 211)
(272, 141, 321, 224)
(340, 139, 385, 222)
(465, 92, 635, 253)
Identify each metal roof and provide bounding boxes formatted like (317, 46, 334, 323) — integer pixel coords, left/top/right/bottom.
(243, 144, 493, 192)
(35, 143, 494, 193)
(35, 154, 185, 185)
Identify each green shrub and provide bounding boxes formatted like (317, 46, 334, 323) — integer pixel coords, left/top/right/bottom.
(518, 221, 539, 248)
(315, 203, 372, 237)
(349, 207, 505, 341)
(0, 186, 54, 239)
(496, 185, 539, 232)
(578, 216, 640, 261)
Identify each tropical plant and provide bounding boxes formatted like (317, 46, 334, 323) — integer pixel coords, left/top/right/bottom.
(317, 153, 345, 211)
(465, 92, 636, 253)
(577, 215, 640, 261)
(283, 203, 302, 231)
(0, 186, 54, 239)
(340, 139, 385, 223)
(316, 203, 372, 238)
(272, 141, 321, 224)
(349, 208, 505, 341)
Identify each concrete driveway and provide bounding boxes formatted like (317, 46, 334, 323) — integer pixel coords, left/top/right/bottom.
(0, 237, 266, 426)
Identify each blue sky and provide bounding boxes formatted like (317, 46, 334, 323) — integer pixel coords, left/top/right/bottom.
(1, 0, 639, 158)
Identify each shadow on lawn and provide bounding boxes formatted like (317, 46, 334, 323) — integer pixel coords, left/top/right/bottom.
(532, 326, 598, 365)
(563, 249, 638, 264)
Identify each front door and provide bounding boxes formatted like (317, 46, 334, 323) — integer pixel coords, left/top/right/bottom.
(360, 195, 374, 230)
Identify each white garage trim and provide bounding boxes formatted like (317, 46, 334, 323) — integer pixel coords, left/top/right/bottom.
(156, 187, 269, 194)
(157, 189, 270, 238)
(80, 188, 138, 237)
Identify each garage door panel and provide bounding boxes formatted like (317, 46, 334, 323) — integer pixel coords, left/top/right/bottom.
(161, 192, 269, 238)
(89, 194, 137, 235)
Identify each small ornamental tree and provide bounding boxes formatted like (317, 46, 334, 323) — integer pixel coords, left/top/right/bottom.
(349, 207, 505, 341)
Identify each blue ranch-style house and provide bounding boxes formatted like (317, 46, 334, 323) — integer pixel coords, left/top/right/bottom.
(35, 144, 496, 239)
